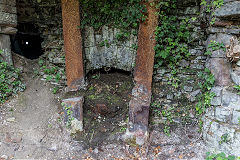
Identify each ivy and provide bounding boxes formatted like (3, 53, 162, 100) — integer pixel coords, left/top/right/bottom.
(154, 0, 191, 69)
(0, 50, 25, 104)
(200, 0, 224, 25)
(79, 0, 146, 39)
(195, 68, 215, 116)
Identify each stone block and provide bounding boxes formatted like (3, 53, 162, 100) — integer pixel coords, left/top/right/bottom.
(0, 12, 17, 26)
(0, 26, 17, 34)
(0, 0, 16, 6)
(83, 26, 137, 73)
(211, 50, 225, 58)
(0, 34, 13, 65)
(205, 108, 215, 118)
(190, 89, 201, 102)
(184, 86, 193, 92)
(62, 97, 84, 132)
(0, 4, 17, 14)
(211, 86, 223, 97)
(232, 111, 240, 125)
(207, 27, 240, 35)
(206, 33, 233, 48)
(230, 68, 240, 85)
(215, 107, 232, 123)
(206, 58, 232, 86)
(202, 117, 240, 156)
(222, 89, 240, 110)
(215, 1, 240, 19)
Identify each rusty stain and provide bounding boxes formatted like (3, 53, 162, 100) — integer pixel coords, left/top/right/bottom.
(127, 2, 159, 144)
(61, 0, 85, 91)
(134, 2, 158, 91)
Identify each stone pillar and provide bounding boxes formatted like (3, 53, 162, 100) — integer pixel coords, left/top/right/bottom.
(0, 0, 17, 65)
(61, 0, 85, 91)
(124, 2, 158, 145)
(0, 34, 13, 65)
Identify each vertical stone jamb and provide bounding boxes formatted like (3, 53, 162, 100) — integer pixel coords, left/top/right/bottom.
(61, 0, 85, 91)
(0, 0, 17, 65)
(124, 1, 158, 145)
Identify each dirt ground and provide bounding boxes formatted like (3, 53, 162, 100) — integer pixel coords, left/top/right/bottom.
(0, 55, 207, 160)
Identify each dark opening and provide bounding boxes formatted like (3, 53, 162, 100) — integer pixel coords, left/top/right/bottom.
(75, 67, 133, 147)
(86, 67, 132, 78)
(10, 23, 44, 60)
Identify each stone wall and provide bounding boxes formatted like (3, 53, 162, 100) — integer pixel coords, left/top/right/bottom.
(16, 0, 137, 73)
(14, 0, 240, 155)
(16, 0, 64, 65)
(0, 0, 17, 27)
(0, 0, 17, 65)
(202, 0, 240, 156)
(83, 26, 137, 73)
(152, 0, 207, 121)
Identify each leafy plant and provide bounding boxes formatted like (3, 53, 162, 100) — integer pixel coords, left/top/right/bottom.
(219, 133, 230, 145)
(200, 0, 224, 25)
(154, 0, 191, 68)
(62, 103, 75, 127)
(38, 59, 65, 94)
(205, 152, 238, 160)
(151, 102, 175, 136)
(196, 68, 216, 115)
(205, 40, 226, 55)
(234, 85, 240, 95)
(80, 0, 146, 41)
(0, 50, 25, 104)
(52, 87, 59, 94)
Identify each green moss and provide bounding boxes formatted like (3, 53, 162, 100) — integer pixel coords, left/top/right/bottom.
(125, 137, 137, 147)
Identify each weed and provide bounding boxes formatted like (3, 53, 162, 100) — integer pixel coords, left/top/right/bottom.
(52, 87, 59, 94)
(62, 103, 74, 127)
(200, 0, 224, 25)
(196, 68, 216, 115)
(234, 85, 240, 95)
(152, 102, 175, 136)
(205, 40, 226, 55)
(91, 73, 100, 79)
(120, 126, 127, 133)
(0, 50, 25, 104)
(154, 0, 191, 69)
(205, 152, 238, 160)
(219, 133, 230, 145)
(80, 0, 146, 40)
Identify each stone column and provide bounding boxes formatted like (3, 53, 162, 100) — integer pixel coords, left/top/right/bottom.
(0, 34, 13, 65)
(0, 0, 17, 65)
(61, 0, 85, 91)
(124, 2, 158, 145)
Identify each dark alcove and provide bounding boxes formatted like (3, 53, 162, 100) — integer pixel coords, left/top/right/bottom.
(10, 23, 43, 60)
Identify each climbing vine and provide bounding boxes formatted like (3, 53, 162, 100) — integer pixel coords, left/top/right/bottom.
(79, 0, 146, 40)
(154, 0, 191, 69)
(200, 0, 224, 25)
